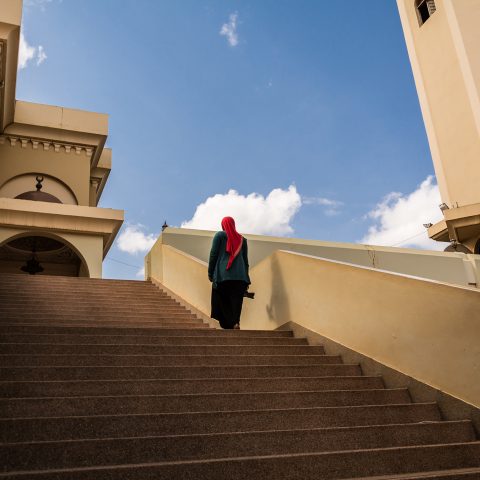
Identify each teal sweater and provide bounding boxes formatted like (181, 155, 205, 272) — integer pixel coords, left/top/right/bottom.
(208, 231, 251, 286)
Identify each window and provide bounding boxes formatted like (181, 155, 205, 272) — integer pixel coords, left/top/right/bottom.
(416, 0, 436, 26)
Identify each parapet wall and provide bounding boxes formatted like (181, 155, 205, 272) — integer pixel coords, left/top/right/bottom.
(146, 238, 480, 409)
(156, 227, 479, 288)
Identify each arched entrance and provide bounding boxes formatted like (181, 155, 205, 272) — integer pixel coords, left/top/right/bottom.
(0, 234, 88, 277)
(475, 238, 480, 255)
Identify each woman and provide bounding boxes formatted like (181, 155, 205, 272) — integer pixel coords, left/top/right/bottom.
(208, 217, 250, 329)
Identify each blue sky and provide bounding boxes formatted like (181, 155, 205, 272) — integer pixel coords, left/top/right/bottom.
(17, 0, 445, 279)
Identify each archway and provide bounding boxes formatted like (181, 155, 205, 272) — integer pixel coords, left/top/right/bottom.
(0, 233, 89, 277)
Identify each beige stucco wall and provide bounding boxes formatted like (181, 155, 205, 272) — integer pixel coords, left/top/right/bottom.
(147, 242, 480, 407)
(0, 0, 22, 27)
(0, 226, 103, 278)
(0, 198, 123, 252)
(13, 101, 109, 136)
(0, 141, 90, 205)
(0, 2, 20, 132)
(146, 244, 211, 315)
(0, 173, 78, 205)
(397, 0, 480, 209)
(153, 227, 477, 288)
(448, 0, 480, 139)
(243, 250, 480, 407)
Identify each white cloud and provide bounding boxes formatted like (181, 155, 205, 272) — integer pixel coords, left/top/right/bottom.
(303, 196, 343, 216)
(136, 267, 145, 278)
(117, 224, 157, 255)
(18, 32, 36, 69)
(18, 32, 47, 69)
(220, 12, 239, 47)
(361, 176, 445, 250)
(36, 46, 47, 65)
(181, 185, 302, 236)
(24, 0, 54, 11)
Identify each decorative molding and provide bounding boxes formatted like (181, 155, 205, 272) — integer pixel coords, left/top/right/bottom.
(90, 177, 101, 190)
(0, 134, 96, 158)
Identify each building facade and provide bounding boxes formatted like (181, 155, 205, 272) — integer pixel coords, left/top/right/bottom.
(397, 0, 480, 253)
(0, 0, 123, 277)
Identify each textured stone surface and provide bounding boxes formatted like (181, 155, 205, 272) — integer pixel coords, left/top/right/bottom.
(0, 273, 478, 479)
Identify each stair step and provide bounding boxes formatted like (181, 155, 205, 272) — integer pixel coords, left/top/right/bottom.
(0, 321, 210, 329)
(2, 274, 476, 480)
(0, 389, 411, 418)
(0, 274, 150, 283)
(0, 376, 385, 398)
(3, 443, 478, 480)
(0, 302, 188, 315)
(0, 284, 166, 289)
(0, 286, 158, 293)
(0, 294, 177, 303)
(0, 364, 361, 381)
(0, 312, 198, 319)
(0, 325, 290, 337)
(0, 344, 327, 355)
(0, 403, 441, 443)
(0, 317, 204, 325)
(0, 300, 181, 307)
(0, 353, 339, 366)
(0, 296, 178, 304)
(0, 282, 164, 287)
(349, 467, 480, 479)
(0, 334, 307, 346)
(0, 283, 161, 290)
(1, 421, 474, 472)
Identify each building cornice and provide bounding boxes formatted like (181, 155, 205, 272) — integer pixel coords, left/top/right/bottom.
(0, 133, 96, 157)
(0, 197, 124, 257)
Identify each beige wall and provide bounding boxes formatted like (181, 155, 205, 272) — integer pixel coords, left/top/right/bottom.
(0, 197, 123, 266)
(0, 141, 90, 205)
(243, 250, 480, 407)
(0, 0, 21, 132)
(0, 173, 78, 204)
(0, 226, 103, 278)
(154, 227, 478, 288)
(0, 0, 22, 27)
(147, 242, 480, 407)
(397, 0, 480, 209)
(13, 101, 109, 136)
(146, 244, 211, 315)
(448, 0, 480, 138)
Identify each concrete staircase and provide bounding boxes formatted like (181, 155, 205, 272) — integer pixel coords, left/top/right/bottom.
(0, 273, 479, 479)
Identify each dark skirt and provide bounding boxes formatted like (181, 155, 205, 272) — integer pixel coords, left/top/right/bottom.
(211, 280, 248, 329)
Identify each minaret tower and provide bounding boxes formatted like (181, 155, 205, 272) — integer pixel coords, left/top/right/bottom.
(397, 0, 480, 253)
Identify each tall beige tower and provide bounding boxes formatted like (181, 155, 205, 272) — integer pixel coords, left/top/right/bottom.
(397, 0, 480, 253)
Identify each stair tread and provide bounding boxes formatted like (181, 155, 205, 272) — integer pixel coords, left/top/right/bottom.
(1, 275, 475, 480)
(1, 443, 479, 479)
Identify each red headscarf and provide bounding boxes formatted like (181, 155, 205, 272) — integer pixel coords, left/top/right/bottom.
(221, 216, 243, 270)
